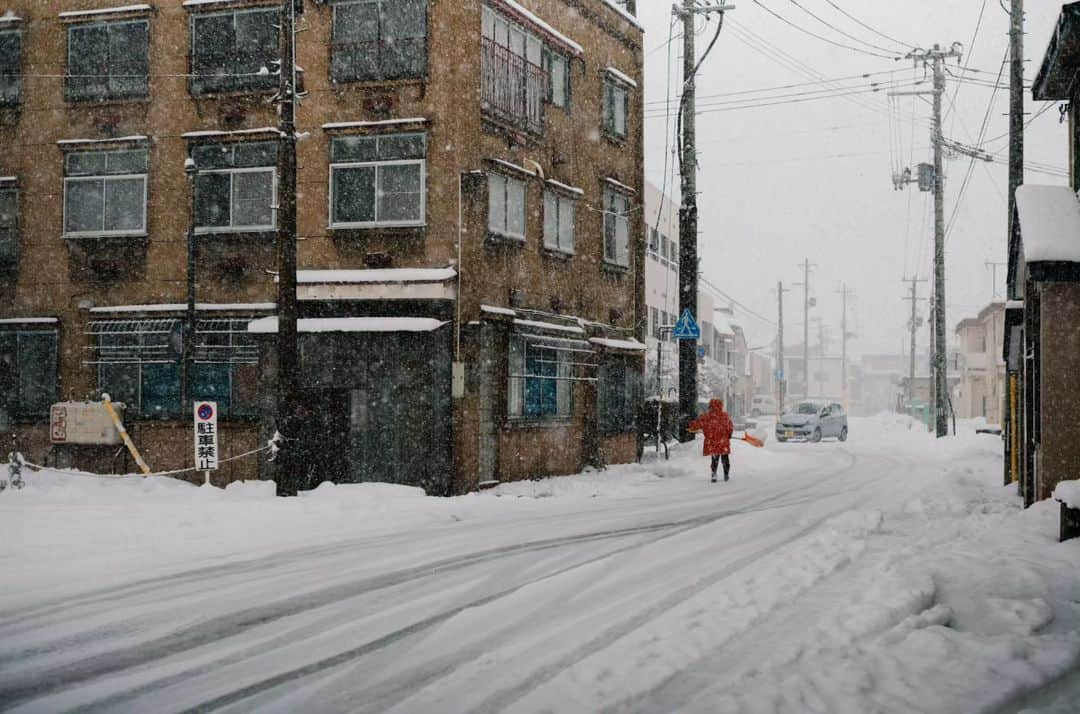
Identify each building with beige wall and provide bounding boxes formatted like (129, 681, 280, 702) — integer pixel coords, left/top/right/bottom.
(954, 302, 1006, 424)
(0, 0, 645, 493)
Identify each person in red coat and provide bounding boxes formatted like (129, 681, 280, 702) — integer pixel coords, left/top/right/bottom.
(689, 398, 735, 482)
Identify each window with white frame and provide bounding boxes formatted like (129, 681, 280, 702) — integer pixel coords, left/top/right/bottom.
(192, 141, 277, 232)
(603, 76, 630, 139)
(508, 334, 572, 419)
(190, 7, 278, 96)
(546, 51, 569, 109)
(0, 29, 21, 106)
(488, 172, 527, 241)
(331, 0, 428, 83)
(329, 133, 426, 228)
(66, 19, 149, 102)
(543, 189, 576, 254)
(602, 186, 630, 267)
(63, 148, 148, 237)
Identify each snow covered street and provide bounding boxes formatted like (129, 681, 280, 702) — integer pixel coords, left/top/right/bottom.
(1, 416, 1079, 714)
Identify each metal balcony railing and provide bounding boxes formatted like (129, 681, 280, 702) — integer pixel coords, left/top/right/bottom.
(481, 37, 546, 135)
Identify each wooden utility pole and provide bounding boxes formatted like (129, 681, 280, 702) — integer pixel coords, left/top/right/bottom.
(1009, 0, 1025, 230)
(674, 0, 730, 441)
(275, 0, 301, 496)
(1006, 0, 1024, 486)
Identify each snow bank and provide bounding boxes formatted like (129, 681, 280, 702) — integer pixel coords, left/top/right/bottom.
(1053, 479, 1080, 509)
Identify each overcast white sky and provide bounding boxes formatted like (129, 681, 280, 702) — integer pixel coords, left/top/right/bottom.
(636, 0, 1068, 358)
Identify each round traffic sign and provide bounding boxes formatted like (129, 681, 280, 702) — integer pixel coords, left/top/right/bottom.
(197, 403, 214, 421)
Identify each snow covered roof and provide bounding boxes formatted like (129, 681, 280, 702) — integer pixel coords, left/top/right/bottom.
(514, 318, 585, 335)
(90, 303, 275, 314)
(605, 66, 638, 89)
(488, 158, 537, 178)
(546, 179, 584, 197)
(248, 317, 447, 334)
(57, 135, 148, 146)
(602, 177, 636, 195)
(322, 118, 428, 131)
(481, 304, 517, 318)
(710, 313, 735, 338)
(295, 268, 456, 285)
(590, 337, 646, 352)
(1016, 185, 1080, 263)
(600, 0, 644, 31)
(495, 0, 584, 57)
(0, 317, 59, 325)
(182, 128, 282, 139)
(58, 4, 151, 19)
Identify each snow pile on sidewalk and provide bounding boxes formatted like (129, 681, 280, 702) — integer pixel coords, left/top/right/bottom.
(1053, 479, 1080, 509)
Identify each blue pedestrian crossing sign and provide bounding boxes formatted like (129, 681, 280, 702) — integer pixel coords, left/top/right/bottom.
(673, 309, 701, 341)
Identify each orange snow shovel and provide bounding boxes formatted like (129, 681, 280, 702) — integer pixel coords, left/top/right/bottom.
(739, 433, 765, 448)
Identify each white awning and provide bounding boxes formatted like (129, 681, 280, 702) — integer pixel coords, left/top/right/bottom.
(590, 337, 647, 352)
(296, 268, 456, 284)
(295, 268, 457, 302)
(1016, 185, 1080, 263)
(248, 317, 447, 334)
(0, 317, 59, 325)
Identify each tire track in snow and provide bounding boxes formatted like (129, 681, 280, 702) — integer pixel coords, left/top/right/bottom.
(2, 451, 860, 712)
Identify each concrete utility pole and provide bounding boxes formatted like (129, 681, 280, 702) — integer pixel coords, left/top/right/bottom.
(794, 259, 814, 399)
(275, 0, 301, 496)
(837, 284, 853, 409)
(777, 281, 788, 413)
(903, 277, 927, 412)
(897, 43, 963, 437)
(674, 0, 731, 441)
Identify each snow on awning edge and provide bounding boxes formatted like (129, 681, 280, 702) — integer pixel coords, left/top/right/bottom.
(248, 317, 449, 334)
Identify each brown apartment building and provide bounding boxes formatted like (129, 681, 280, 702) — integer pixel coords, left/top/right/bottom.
(0, 0, 646, 494)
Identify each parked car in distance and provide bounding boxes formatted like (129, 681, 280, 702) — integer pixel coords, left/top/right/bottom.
(776, 401, 848, 443)
(750, 394, 777, 418)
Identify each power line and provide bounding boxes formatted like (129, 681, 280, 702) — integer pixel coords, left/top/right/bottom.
(820, 0, 914, 49)
(750, 0, 903, 61)
(782, 0, 905, 55)
(644, 69, 903, 105)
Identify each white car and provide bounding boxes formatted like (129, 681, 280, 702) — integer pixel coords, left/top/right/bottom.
(750, 394, 777, 418)
(776, 401, 849, 443)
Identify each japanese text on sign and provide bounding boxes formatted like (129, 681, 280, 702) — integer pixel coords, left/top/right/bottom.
(193, 401, 219, 471)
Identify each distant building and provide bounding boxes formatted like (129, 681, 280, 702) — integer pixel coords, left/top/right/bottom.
(954, 302, 1006, 424)
(859, 353, 907, 416)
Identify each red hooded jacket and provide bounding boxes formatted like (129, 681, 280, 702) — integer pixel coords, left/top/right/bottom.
(689, 399, 734, 456)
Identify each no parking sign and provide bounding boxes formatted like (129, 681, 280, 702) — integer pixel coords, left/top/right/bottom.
(194, 401, 219, 472)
